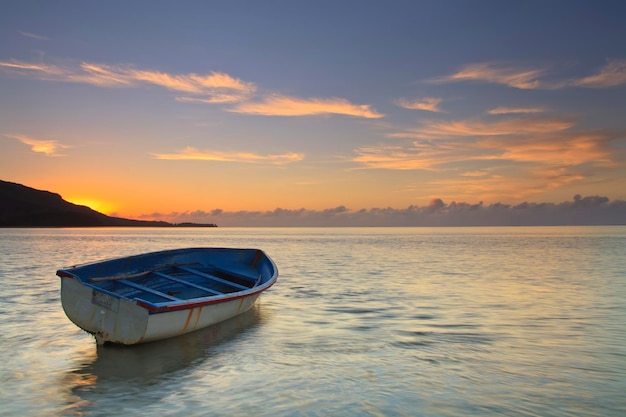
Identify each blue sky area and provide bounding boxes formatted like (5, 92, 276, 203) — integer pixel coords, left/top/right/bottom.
(1, 1, 625, 225)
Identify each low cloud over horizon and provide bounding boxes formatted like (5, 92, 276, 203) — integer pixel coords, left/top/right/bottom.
(137, 194, 626, 227)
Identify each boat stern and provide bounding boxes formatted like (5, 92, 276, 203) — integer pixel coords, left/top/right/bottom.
(60, 276, 150, 345)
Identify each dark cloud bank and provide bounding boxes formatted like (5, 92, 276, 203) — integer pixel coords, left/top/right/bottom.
(140, 195, 626, 227)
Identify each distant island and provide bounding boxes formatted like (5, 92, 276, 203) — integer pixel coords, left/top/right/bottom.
(0, 180, 217, 228)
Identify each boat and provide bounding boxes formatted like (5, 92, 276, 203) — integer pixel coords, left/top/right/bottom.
(57, 247, 278, 345)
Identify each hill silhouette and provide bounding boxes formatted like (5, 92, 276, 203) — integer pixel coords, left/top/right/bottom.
(0, 180, 216, 227)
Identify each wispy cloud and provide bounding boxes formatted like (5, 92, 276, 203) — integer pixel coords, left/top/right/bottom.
(487, 106, 546, 115)
(0, 59, 256, 102)
(571, 59, 626, 88)
(19, 31, 49, 40)
(152, 147, 304, 164)
(5, 134, 70, 156)
(0, 59, 383, 118)
(481, 130, 615, 166)
(176, 95, 246, 104)
(76, 62, 257, 101)
(354, 117, 619, 173)
(427, 171, 590, 204)
(353, 144, 432, 170)
(430, 62, 546, 89)
(228, 94, 384, 118)
(352, 120, 623, 205)
(0, 60, 65, 76)
(352, 140, 472, 170)
(71, 62, 136, 87)
(430, 59, 626, 89)
(395, 97, 443, 112)
(460, 170, 490, 177)
(387, 116, 574, 139)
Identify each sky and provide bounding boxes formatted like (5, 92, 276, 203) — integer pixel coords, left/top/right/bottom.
(1, 1, 625, 226)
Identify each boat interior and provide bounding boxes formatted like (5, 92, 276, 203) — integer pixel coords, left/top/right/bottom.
(93, 264, 261, 304)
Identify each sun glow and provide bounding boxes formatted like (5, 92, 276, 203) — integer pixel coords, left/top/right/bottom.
(67, 197, 117, 215)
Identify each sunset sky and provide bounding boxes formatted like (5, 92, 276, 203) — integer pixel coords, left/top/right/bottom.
(1, 1, 625, 226)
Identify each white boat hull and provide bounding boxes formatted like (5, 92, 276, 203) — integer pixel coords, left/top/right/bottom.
(58, 247, 277, 345)
(61, 277, 260, 344)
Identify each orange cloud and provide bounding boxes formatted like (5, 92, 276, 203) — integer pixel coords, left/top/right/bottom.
(487, 106, 546, 114)
(460, 170, 490, 177)
(78, 63, 256, 99)
(430, 62, 546, 89)
(127, 67, 253, 94)
(531, 166, 585, 190)
(395, 97, 443, 112)
(354, 117, 620, 173)
(1, 59, 383, 117)
(152, 147, 304, 164)
(387, 117, 574, 139)
(352, 142, 465, 170)
(5, 134, 70, 156)
(74, 62, 135, 87)
(429, 59, 626, 89)
(571, 59, 626, 88)
(436, 166, 592, 203)
(481, 131, 615, 166)
(176, 95, 247, 104)
(0, 60, 65, 76)
(428, 173, 554, 202)
(229, 94, 384, 118)
(0, 59, 256, 102)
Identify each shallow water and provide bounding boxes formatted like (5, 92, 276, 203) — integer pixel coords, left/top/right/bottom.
(1, 227, 625, 416)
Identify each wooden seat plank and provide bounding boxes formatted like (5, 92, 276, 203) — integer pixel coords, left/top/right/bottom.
(212, 265, 258, 284)
(178, 266, 250, 290)
(154, 271, 224, 296)
(118, 279, 181, 301)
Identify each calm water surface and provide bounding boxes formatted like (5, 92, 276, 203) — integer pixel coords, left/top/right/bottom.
(0, 227, 625, 416)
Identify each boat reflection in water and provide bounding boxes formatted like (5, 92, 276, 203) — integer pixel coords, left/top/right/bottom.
(62, 305, 264, 413)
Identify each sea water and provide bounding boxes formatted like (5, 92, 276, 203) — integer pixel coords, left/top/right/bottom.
(0, 227, 625, 416)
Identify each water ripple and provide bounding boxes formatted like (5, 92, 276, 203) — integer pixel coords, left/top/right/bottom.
(1, 227, 625, 416)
